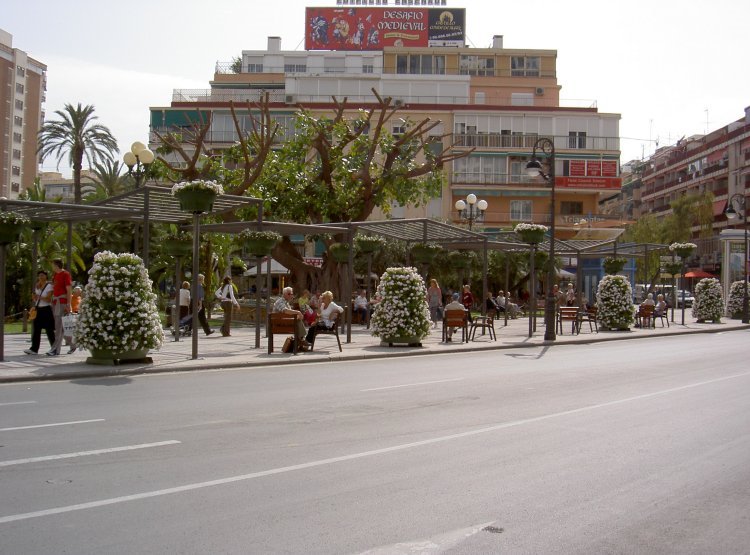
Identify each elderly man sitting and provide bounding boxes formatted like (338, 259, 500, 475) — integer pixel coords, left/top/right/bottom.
(496, 290, 521, 319)
(273, 286, 310, 350)
(443, 292, 466, 341)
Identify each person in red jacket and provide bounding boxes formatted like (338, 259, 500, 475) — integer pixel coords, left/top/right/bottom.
(48, 259, 73, 356)
(461, 284, 474, 323)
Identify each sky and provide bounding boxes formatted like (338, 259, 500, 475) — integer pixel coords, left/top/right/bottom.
(5, 0, 749, 177)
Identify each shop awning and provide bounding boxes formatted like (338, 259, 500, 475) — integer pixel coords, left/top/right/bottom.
(713, 199, 728, 216)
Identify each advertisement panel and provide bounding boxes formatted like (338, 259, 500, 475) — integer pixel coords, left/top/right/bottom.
(556, 177, 622, 190)
(305, 7, 465, 50)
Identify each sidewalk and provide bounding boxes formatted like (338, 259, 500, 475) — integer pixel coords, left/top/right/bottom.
(2, 314, 748, 383)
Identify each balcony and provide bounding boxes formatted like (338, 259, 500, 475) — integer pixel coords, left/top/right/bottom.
(453, 133, 620, 152)
(452, 172, 538, 185)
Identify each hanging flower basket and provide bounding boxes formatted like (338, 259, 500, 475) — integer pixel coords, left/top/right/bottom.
(664, 262, 683, 276)
(76, 251, 164, 364)
(0, 211, 29, 245)
(238, 229, 281, 257)
(514, 223, 548, 245)
(355, 234, 386, 255)
(171, 180, 224, 213)
(329, 242, 350, 263)
(448, 250, 474, 270)
(410, 242, 442, 264)
(370, 266, 431, 345)
(669, 242, 697, 260)
(602, 257, 627, 275)
(692, 277, 723, 323)
(164, 234, 193, 257)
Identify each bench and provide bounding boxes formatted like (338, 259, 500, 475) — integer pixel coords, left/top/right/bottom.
(557, 306, 581, 335)
(637, 304, 655, 329)
(268, 312, 299, 354)
(470, 315, 496, 341)
(442, 309, 469, 343)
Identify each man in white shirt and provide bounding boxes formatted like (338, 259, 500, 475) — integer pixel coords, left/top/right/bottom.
(353, 289, 369, 324)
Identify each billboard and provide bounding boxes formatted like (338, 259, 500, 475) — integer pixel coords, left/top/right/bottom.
(305, 7, 465, 50)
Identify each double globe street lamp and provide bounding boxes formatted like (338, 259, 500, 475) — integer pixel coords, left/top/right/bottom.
(525, 137, 557, 341)
(455, 193, 488, 230)
(123, 141, 155, 187)
(725, 194, 749, 324)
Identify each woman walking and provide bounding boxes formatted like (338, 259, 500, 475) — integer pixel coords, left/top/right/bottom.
(217, 276, 240, 337)
(426, 279, 443, 328)
(24, 271, 55, 355)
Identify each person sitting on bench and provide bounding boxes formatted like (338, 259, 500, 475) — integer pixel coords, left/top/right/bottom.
(305, 290, 344, 343)
(273, 286, 309, 349)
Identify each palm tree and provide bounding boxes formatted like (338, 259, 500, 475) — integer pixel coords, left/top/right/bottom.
(38, 103, 119, 204)
(87, 159, 128, 202)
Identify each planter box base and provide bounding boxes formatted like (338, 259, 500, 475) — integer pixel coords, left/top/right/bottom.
(86, 349, 152, 366)
(380, 337, 422, 347)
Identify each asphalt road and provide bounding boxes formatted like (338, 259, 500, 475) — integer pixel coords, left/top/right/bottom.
(1, 330, 749, 554)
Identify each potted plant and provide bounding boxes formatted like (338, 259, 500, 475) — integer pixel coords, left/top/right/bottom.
(171, 179, 224, 213)
(163, 231, 193, 257)
(76, 251, 164, 364)
(692, 277, 723, 323)
(238, 229, 281, 257)
(370, 266, 431, 346)
(596, 275, 635, 330)
(726, 280, 748, 319)
(602, 256, 627, 275)
(355, 234, 386, 255)
(0, 211, 30, 245)
(514, 222, 548, 245)
(410, 242, 442, 264)
(329, 242, 350, 263)
(669, 241, 697, 259)
(664, 261, 683, 276)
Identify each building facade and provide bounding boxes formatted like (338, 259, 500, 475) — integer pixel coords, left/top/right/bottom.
(638, 107, 750, 273)
(0, 29, 46, 198)
(150, 6, 621, 235)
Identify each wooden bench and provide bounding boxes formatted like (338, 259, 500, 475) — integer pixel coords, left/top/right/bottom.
(578, 306, 598, 333)
(557, 306, 581, 335)
(442, 309, 469, 343)
(637, 304, 655, 329)
(268, 312, 299, 354)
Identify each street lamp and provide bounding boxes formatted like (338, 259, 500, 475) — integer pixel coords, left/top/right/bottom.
(123, 141, 155, 187)
(525, 137, 556, 341)
(725, 194, 749, 324)
(455, 193, 488, 230)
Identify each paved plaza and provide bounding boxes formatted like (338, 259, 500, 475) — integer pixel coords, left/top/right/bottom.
(2, 312, 747, 383)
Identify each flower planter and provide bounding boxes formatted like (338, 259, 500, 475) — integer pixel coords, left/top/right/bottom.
(517, 229, 545, 245)
(175, 188, 217, 213)
(329, 243, 350, 263)
(664, 262, 683, 276)
(673, 247, 694, 259)
(87, 348, 151, 365)
(164, 238, 193, 257)
(0, 222, 22, 245)
(410, 244, 441, 264)
(603, 257, 627, 275)
(356, 238, 383, 255)
(380, 335, 422, 347)
(244, 237, 278, 257)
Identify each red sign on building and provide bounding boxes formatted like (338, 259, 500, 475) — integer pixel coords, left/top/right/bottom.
(601, 160, 618, 177)
(305, 7, 465, 51)
(569, 160, 586, 176)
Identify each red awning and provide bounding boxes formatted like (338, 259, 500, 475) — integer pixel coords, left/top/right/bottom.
(684, 270, 716, 278)
(713, 199, 727, 216)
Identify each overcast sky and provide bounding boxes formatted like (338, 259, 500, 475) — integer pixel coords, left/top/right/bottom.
(5, 0, 749, 176)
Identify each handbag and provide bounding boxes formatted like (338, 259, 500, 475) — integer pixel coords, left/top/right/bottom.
(62, 313, 78, 336)
(28, 307, 37, 321)
(29, 283, 48, 321)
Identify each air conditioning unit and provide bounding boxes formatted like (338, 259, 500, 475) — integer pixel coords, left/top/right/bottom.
(393, 98, 404, 107)
(285, 94, 296, 104)
(534, 87, 545, 96)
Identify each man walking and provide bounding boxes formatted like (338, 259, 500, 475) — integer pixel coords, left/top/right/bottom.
(196, 274, 215, 336)
(48, 259, 73, 356)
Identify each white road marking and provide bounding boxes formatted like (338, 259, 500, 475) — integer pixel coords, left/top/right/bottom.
(1, 370, 749, 525)
(361, 378, 465, 392)
(0, 440, 181, 467)
(0, 401, 36, 407)
(0, 419, 104, 432)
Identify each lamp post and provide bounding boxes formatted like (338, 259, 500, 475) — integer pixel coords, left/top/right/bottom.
(725, 194, 749, 324)
(525, 137, 557, 341)
(455, 193, 488, 230)
(123, 141, 155, 187)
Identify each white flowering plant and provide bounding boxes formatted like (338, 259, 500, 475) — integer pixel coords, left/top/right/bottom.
(370, 266, 431, 341)
(75, 251, 164, 353)
(726, 280, 748, 318)
(0, 211, 30, 225)
(596, 275, 634, 329)
(514, 223, 549, 233)
(668, 242, 697, 258)
(514, 223, 548, 244)
(170, 179, 224, 196)
(237, 229, 281, 242)
(692, 277, 722, 322)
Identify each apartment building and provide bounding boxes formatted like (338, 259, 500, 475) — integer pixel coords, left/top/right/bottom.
(150, 5, 621, 234)
(638, 107, 750, 273)
(0, 29, 46, 198)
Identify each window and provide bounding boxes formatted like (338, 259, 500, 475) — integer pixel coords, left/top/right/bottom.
(17, 66, 25, 77)
(560, 201, 583, 215)
(324, 58, 345, 73)
(14, 116, 23, 127)
(247, 63, 264, 73)
(12, 149, 21, 160)
(11, 182, 20, 193)
(392, 123, 406, 137)
(15, 99, 23, 110)
(12, 166, 21, 176)
(459, 55, 495, 76)
(568, 132, 587, 149)
(13, 132, 22, 143)
(362, 57, 375, 73)
(510, 200, 533, 221)
(511, 56, 540, 77)
(396, 54, 445, 75)
(16, 83, 24, 94)
(284, 63, 307, 73)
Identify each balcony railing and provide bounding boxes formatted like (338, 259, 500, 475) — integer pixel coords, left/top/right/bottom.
(453, 133, 620, 151)
(452, 172, 539, 185)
